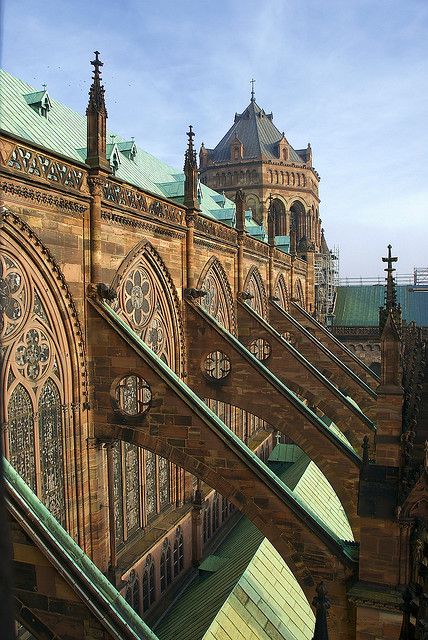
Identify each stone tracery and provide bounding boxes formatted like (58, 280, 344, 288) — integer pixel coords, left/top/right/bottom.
(244, 265, 268, 318)
(2, 233, 74, 530)
(198, 256, 236, 334)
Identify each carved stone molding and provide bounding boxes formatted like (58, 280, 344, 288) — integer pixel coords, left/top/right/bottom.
(194, 237, 236, 255)
(101, 210, 185, 239)
(1, 180, 87, 214)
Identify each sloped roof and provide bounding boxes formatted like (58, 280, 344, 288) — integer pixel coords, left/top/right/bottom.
(206, 99, 304, 164)
(0, 69, 235, 222)
(155, 444, 352, 640)
(334, 285, 428, 327)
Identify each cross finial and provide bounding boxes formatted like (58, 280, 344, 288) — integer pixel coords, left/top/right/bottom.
(250, 78, 256, 102)
(91, 50, 103, 76)
(382, 244, 398, 311)
(187, 124, 195, 147)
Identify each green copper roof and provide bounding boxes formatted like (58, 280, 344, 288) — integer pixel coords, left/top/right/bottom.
(0, 69, 241, 223)
(334, 285, 428, 327)
(204, 537, 315, 640)
(156, 444, 352, 640)
(3, 457, 159, 640)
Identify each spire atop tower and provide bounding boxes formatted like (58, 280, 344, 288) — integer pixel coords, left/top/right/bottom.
(250, 78, 256, 102)
(87, 51, 107, 116)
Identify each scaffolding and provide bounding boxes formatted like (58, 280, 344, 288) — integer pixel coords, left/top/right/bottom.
(315, 244, 339, 325)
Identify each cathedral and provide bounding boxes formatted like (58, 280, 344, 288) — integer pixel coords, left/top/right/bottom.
(0, 53, 427, 640)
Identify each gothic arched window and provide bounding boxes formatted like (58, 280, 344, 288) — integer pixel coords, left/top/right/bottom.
(112, 244, 182, 539)
(271, 198, 287, 236)
(198, 257, 236, 333)
(38, 379, 65, 524)
(2, 235, 73, 532)
(142, 556, 156, 611)
(274, 274, 290, 311)
(160, 540, 172, 593)
(173, 527, 184, 576)
(244, 267, 268, 319)
(7, 384, 36, 492)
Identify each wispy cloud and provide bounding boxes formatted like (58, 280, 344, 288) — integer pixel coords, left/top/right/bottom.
(2, 0, 427, 276)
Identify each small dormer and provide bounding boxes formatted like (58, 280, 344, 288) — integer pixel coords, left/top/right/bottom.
(277, 133, 288, 161)
(230, 134, 244, 161)
(117, 139, 138, 161)
(106, 142, 121, 175)
(24, 88, 52, 118)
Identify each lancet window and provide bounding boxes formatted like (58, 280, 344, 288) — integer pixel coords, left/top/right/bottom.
(173, 527, 184, 577)
(198, 257, 236, 333)
(274, 274, 290, 311)
(3, 241, 71, 530)
(244, 267, 268, 319)
(142, 556, 156, 612)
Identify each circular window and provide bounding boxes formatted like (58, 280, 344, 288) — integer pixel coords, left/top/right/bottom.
(248, 338, 271, 362)
(204, 351, 231, 381)
(115, 374, 152, 416)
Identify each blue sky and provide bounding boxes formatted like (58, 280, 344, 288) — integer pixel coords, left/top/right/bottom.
(1, 0, 427, 278)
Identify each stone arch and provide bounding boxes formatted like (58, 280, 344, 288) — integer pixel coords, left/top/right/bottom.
(197, 256, 236, 334)
(244, 266, 268, 319)
(290, 199, 307, 247)
(246, 194, 261, 224)
(1, 208, 84, 535)
(271, 198, 287, 236)
(111, 241, 185, 376)
(294, 278, 305, 308)
(273, 273, 290, 311)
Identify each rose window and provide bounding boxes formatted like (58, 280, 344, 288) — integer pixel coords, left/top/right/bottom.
(15, 328, 51, 381)
(204, 351, 231, 381)
(124, 268, 154, 328)
(248, 338, 271, 362)
(116, 375, 152, 416)
(0, 254, 27, 340)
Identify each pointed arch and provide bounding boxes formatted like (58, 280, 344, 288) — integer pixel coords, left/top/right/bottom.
(273, 273, 290, 311)
(197, 256, 236, 334)
(112, 240, 185, 376)
(294, 278, 306, 308)
(1, 208, 84, 535)
(244, 266, 268, 319)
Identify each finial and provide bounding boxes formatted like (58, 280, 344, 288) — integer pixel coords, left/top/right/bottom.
(110, 134, 116, 144)
(91, 50, 103, 76)
(250, 78, 256, 102)
(184, 125, 199, 211)
(382, 244, 398, 311)
(312, 582, 330, 640)
(42, 83, 47, 92)
(87, 50, 107, 115)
